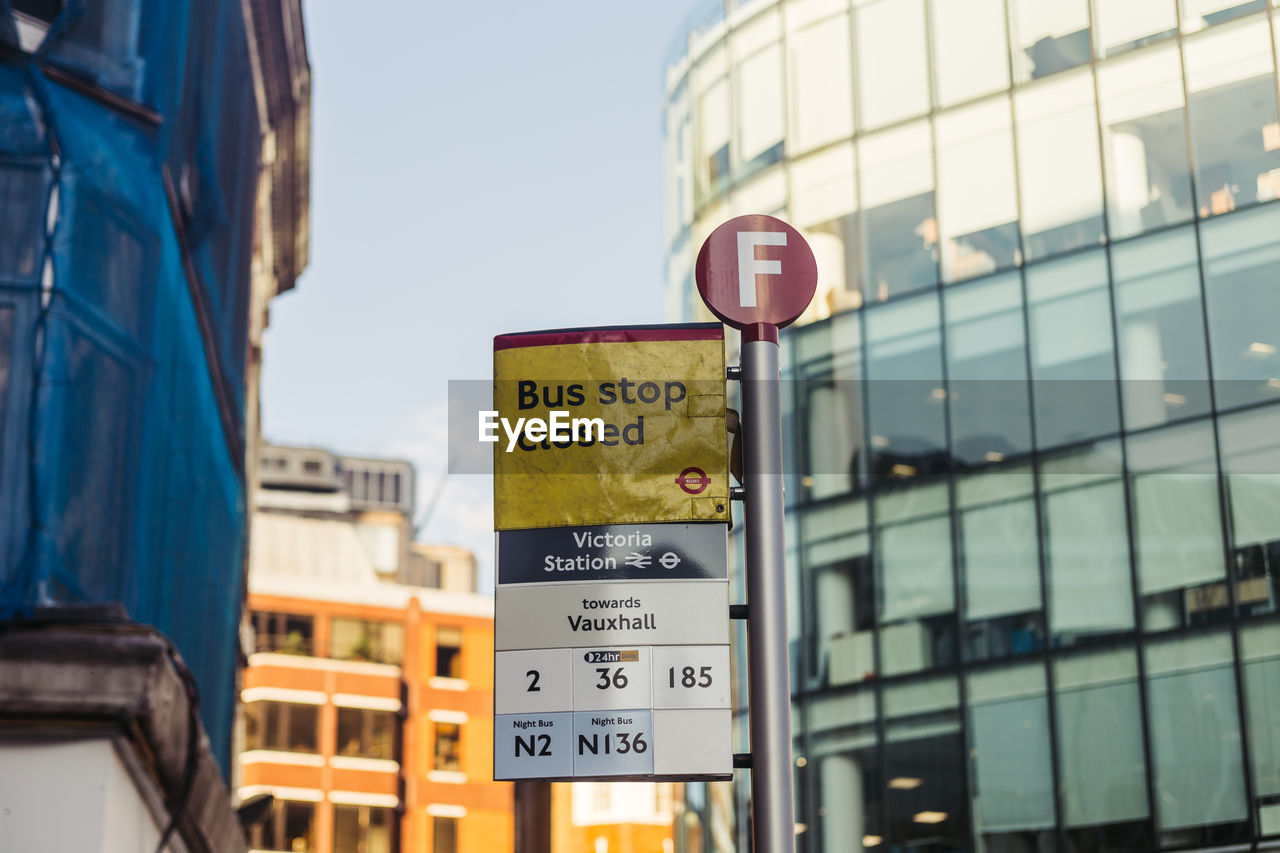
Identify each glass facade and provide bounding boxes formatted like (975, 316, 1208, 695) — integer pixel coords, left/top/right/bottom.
(664, 1, 1280, 849)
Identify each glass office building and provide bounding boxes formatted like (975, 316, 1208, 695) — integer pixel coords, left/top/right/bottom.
(662, 1, 1280, 850)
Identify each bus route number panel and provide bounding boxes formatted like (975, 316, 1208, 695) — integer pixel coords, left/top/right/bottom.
(493, 644, 732, 781)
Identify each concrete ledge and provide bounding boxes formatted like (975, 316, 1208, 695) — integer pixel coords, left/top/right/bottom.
(0, 619, 247, 853)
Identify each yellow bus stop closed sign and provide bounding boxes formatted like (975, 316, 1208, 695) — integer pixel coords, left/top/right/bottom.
(491, 325, 729, 531)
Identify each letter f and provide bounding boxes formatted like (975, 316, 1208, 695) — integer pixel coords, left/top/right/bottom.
(736, 231, 787, 308)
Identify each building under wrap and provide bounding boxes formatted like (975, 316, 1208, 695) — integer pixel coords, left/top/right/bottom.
(0, 0, 308, 848)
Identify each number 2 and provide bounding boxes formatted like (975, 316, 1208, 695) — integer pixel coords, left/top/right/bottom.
(526, 669, 541, 692)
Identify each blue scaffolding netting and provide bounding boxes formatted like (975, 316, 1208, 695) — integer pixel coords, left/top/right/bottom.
(0, 0, 270, 777)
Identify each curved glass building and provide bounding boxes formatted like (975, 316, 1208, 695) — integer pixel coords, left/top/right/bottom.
(662, 1, 1280, 851)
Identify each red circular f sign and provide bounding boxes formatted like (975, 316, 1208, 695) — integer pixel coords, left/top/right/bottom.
(695, 214, 818, 343)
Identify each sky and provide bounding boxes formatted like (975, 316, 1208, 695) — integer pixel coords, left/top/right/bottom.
(260, 1, 705, 591)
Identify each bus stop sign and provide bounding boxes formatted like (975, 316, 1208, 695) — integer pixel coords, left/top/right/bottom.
(694, 214, 817, 341)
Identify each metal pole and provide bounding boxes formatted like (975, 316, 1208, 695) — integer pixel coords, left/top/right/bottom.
(740, 337, 796, 853)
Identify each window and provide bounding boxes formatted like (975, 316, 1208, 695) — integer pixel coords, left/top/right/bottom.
(875, 480, 956, 675)
(1181, 0, 1268, 31)
(696, 74, 731, 205)
(735, 42, 785, 178)
(943, 273, 1033, 465)
(1185, 19, 1280, 218)
(1008, 0, 1091, 82)
(1144, 631, 1250, 845)
(1026, 250, 1120, 448)
(810, 689, 880, 851)
(803, 499, 873, 686)
(797, 312, 864, 500)
(966, 664, 1055, 848)
(1201, 205, 1280, 409)
(252, 611, 314, 656)
(251, 799, 316, 853)
(244, 701, 320, 753)
(334, 805, 393, 853)
(433, 722, 462, 772)
(936, 98, 1020, 282)
(405, 553, 443, 589)
(858, 122, 938, 301)
(1219, 407, 1280, 617)
(1093, 0, 1178, 57)
(1054, 645, 1153, 848)
(1239, 622, 1280, 830)
(882, 677, 969, 847)
(435, 625, 463, 679)
(1015, 70, 1105, 261)
(1112, 226, 1212, 428)
(330, 618, 404, 665)
(929, 0, 1009, 106)
(1127, 423, 1228, 631)
(336, 707, 399, 760)
(957, 466, 1044, 660)
(1098, 45, 1195, 239)
(855, 0, 930, 129)
(1041, 442, 1134, 645)
(789, 13, 854, 153)
(864, 293, 947, 481)
(433, 817, 458, 853)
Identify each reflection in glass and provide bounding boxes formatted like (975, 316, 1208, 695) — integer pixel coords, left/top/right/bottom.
(864, 293, 947, 480)
(1041, 443, 1134, 644)
(1027, 251, 1120, 448)
(936, 99, 1020, 282)
(334, 805, 393, 853)
(1240, 623, 1280, 833)
(1054, 646, 1153, 848)
(1201, 205, 1280, 409)
(929, 0, 1009, 106)
(1180, 0, 1268, 34)
(336, 707, 398, 760)
(1184, 19, 1280, 218)
(1218, 406, 1280, 617)
(696, 75, 731, 207)
(859, 123, 938, 302)
(957, 467, 1044, 661)
(789, 13, 854, 153)
(883, 677, 968, 849)
(244, 700, 320, 753)
(735, 43, 785, 179)
(1015, 71, 1105, 261)
(1144, 631, 1249, 845)
(799, 313, 864, 500)
(810, 689, 880, 851)
(1127, 424, 1227, 631)
(803, 500, 874, 686)
(1113, 227, 1212, 428)
(1008, 0, 1091, 82)
(331, 618, 404, 665)
(943, 274, 1032, 465)
(855, 0, 930, 129)
(1093, 0, 1178, 57)
(253, 800, 316, 853)
(966, 664, 1055, 848)
(1098, 45, 1195, 239)
(876, 481, 955, 675)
